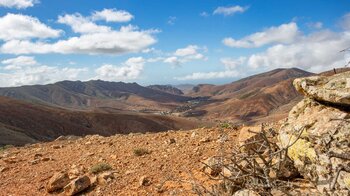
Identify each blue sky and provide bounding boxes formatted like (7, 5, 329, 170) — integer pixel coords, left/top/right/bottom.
(0, 0, 349, 87)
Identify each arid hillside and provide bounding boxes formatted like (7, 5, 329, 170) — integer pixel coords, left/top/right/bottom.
(0, 80, 192, 111)
(147, 85, 184, 95)
(181, 68, 314, 123)
(0, 96, 202, 146)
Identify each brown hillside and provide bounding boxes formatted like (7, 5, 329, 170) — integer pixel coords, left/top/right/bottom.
(184, 68, 314, 123)
(0, 96, 202, 146)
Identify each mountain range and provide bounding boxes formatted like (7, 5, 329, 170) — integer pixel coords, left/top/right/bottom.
(0, 67, 319, 145)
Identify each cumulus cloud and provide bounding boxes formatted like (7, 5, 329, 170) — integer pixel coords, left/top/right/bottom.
(175, 71, 239, 80)
(0, 56, 87, 87)
(0, 10, 157, 55)
(221, 14, 350, 73)
(0, 0, 37, 9)
(92, 9, 133, 22)
(2, 55, 37, 70)
(213, 5, 248, 16)
(220, 57, 246, 70)
(95, 57, 145, 80)
(1, 25, 157, 55)
(223, 22, 299, 48)
(58, 13, 111, 34)
(164, 45, 207, 66)
(340, 13, 350, 30)
(246, 30, 350, 72)
(0, 13, 61, 41)
(175, 56, 242, 80)
(307, 22, 323, 29)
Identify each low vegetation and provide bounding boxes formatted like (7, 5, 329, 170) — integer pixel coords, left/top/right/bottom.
(0, 145, 14, 152)
(193, 125, 304, 195)
(90, 163, 112, 174)
(133, 148, 150, 156)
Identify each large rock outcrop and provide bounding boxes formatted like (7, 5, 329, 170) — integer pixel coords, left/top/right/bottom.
(279, 71, 350, 195)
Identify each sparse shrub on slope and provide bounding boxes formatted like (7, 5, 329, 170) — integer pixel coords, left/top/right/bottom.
(133, 148, 150, 156)
(90, 163, 112, 174)
(193, 124, 304, 195)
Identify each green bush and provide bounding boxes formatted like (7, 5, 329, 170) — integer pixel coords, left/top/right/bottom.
(90, 163, 112, 174)
(133, 148, 150, 156)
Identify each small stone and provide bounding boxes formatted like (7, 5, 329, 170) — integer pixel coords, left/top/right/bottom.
(34, 153, 43, 159)
(233, 189, 260, 196)
(30, 159, 40, 165)
(0, 166, 8, 173)
(97, 171, 115, 185)
(41, 157, 51, 162)
(166, 138, 176, 145)
(191, 132, 196, 138)
(52, 145, 63, 149)
(85, 141, 92, 145)
(86, 152, 94, 157)
(3, 157, 17, 164)
(125, 170, 135, 175)
(199, 137, 210, 143)
(201, 157, 221, 176)
(110, 155, 117, 159)
(139, 175, 151, 186)
(46, 171, 70, 193)
(64, 175, 91, 196)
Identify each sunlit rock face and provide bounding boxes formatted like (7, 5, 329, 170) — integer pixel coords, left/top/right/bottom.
(279, 71, 350, 195)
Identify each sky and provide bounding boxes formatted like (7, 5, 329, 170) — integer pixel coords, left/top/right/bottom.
(0, 0, 349, 87)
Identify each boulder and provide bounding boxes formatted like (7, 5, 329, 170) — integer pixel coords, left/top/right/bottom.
(279, 72, 350, 194)
(46, 171, 70, 193)
(293, 71, 350, 105)
(238, 126, 262, 150)
(64, 175, 91, 195)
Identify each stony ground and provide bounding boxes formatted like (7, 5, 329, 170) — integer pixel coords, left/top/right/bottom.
(0, 127, 240, 196)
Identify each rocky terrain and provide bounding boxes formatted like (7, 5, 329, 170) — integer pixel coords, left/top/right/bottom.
(279, 71, 350, 195)
(147, 85, 184, 95)
(0, 71, 349, 195)
(0, 127, 240, 195)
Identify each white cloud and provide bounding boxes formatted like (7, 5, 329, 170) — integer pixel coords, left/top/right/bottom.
(0, 0, 37, 9)
(220, 57, 246, 70)
(167, 16, 176, 25)
(58, 13, 111, 34)
(2, 55, 37, 70)
(0, 13, 61, 41)
(174, 45, 199, 56)
(1, 25, 157, 55)
(175, 70, 239, 80)
(246, 30, 350, 72)
(0, 56, 87, 87)
(175, 55, 242, 80)
(213, 5, 248, 16)
(95, 57, 145, 80)
(164, 56, 180, 66)
(92, 9, 133, 22)
(164, 45, 207, 66)
(307, 21, 323, 29)
(200, 12, 209, 17)
(223, 22, 299, 48)
(340, 13, 350, 30)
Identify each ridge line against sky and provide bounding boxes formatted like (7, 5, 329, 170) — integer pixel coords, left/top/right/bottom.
(0, 0, 349, 87)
